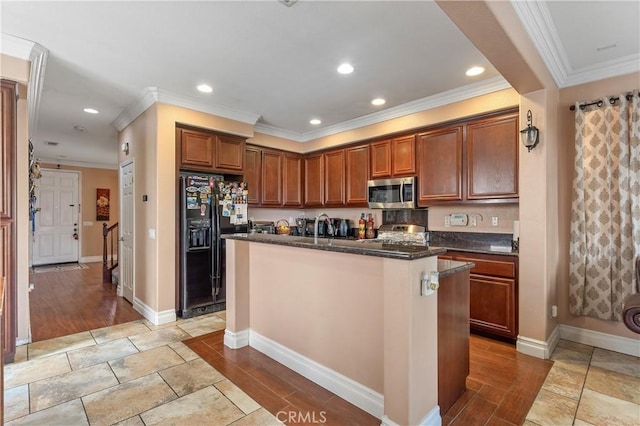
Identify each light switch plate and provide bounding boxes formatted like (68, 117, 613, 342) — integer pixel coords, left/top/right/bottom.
(444, 215, 451, 227)
(492, 216, 499, 226)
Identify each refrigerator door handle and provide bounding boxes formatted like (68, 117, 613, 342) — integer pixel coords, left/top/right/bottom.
(212, 193, 222, 296)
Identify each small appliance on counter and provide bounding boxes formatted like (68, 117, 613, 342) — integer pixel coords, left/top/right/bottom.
(250, 221, 275, 234)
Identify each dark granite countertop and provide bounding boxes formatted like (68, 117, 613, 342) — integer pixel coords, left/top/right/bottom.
(429, 231, 519, 257)
(438, 259, 475, 277)
(222, 233, 446, 260)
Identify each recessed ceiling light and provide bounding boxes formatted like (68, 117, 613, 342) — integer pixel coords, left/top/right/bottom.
(337, 63, 354, 74)
(310, 119, 321, 125)
(197, 84, 213, 93)
(371, 98, 386, 106)
(465, 66, 485, 77)
(83, 107, 99, 114)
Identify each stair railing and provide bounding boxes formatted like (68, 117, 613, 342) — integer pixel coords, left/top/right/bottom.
(102, 222, 119, 283)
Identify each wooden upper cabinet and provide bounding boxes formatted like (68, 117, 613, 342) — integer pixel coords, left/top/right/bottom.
(345, 145, 369, 206)
(466, 113, 519, 200)
(215, 134, 244, 172)
(261, 149, 283, 206)
(304, 154, 323, 207)
(370, 135, 416, 179)
(370, 140, 393, 179)
(179, 128, 215, 171)
(392, 134, 416, 176)
(324, 150, 345, 206)
(417, 126, 463, 205)
(283, 153, 303, 207)
(244, 146, 261, 205)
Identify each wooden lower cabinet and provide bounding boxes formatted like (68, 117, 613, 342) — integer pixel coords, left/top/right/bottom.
(438, 269, 470, 415)
(446, 251, 518, 341)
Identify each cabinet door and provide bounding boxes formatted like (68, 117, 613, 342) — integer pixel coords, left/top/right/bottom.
(261, 150, 283, 206)
(466, 114, 519, 200)
(417, 126, 463, 205)
(180, 129, 215, 171)
(244, 146, 261, 205)
(283, 154, 303, 207)
(215, 135, 244, 172)
(324, 150, 345, 206)
(345, 145, 369, 206)
(370, 140, 392, 179)
(392, 134, 416, 176)
(304, 154, 324, 207)
(469, 274, 516, 339)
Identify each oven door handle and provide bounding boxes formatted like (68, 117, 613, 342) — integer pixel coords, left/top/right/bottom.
(400, 180, 404, 206)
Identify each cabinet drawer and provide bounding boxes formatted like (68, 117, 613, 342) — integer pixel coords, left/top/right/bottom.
(454, 256, 515, 278)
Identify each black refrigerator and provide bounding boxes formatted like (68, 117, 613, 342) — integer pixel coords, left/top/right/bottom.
(178, 173, 249, 318)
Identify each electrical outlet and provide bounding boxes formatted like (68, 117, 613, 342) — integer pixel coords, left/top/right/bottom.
(551, 305, 558, 318)
(444, 215, 451, 227)
(470, 215, 477, 227)
(491, 216, 498, 226)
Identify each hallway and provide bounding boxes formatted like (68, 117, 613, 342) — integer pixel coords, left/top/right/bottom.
(29, 262, 142, 342)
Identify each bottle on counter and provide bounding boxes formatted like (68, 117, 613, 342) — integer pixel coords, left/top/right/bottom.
(358, 213, 366, 240)
(366, 213, 375, 239)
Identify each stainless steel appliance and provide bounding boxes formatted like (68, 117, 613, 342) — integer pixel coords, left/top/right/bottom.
(178, 174, 248, 318)
(367, 177, 415, 209)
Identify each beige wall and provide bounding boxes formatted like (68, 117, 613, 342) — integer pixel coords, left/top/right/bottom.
(118, 105, 158, 311)
(556, 72, 640, 339)
(40, 164, 119, 259)
(2, 54, 32, 344)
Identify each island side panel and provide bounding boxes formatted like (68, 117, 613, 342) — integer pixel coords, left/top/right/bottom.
(224, 240, 251, 348)
(383, 256, 439, 426)
(248, 243, 384, 395)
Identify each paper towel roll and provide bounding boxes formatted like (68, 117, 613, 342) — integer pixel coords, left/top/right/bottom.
(512, 220, 520, 241)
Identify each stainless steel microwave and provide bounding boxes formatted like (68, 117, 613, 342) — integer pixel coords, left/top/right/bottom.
(367, 177, 415, 209)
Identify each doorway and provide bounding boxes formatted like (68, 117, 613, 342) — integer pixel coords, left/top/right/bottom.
(32, 169, 80, 266)
(119, 159, 135, 303)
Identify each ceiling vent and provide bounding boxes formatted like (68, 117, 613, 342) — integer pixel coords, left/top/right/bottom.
(45, 141, 59, 146)
(278, 0, 298, 7)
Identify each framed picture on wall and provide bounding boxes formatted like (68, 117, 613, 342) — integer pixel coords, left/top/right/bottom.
(96, 188, 110, 221)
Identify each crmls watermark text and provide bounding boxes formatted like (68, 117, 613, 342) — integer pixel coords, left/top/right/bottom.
(276, 410, 327, 424)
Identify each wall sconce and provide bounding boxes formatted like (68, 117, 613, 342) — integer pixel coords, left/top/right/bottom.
(520, 110, 539, 152)
(121, 142, 129, 155)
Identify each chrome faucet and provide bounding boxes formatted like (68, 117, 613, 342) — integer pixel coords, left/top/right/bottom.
(314, 213, 334, 244)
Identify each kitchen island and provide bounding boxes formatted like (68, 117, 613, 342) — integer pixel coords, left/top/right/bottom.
(222, 233, 472, 425)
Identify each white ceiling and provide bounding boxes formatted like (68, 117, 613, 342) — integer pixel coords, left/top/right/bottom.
(1, 1, 638, 169)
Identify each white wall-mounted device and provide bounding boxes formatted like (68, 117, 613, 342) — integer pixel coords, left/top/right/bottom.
(450, 213, 468, 226)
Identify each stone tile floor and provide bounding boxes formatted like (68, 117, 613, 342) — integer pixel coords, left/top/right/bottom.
(4, 309, 639, 425)
(4, 311, 281, 425)
(525, 339, 640, 425)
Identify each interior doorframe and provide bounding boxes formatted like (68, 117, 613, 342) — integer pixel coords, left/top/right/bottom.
(118, 158, 135, 299)
(32, 168, 82, 265)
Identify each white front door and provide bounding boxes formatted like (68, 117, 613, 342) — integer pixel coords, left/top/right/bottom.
(120, 160, 135, 303)
(32, 169, 80, 266)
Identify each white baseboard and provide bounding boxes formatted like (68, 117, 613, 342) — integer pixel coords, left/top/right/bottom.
(133, 297, 176, 325)
(16, 338, 30, 346)
(516, 326, 560, 360)
(249, 330, 384, 420)
(224, 329, 249, 349)
(381, 415, 400, 426)
(559, 324, 640, 357)
(419, 406, 442, 426)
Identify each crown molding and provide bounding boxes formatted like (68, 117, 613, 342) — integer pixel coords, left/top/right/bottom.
(510, 0, 569, 88)
(37, 157, 118, 170)
(563, 53, 640, 88)
(299, 76, 511, 142)
(112, 87, 261, 132)
(0, 33, 34, 60)
(111, 87, 159, 131)
(27, 43, 49, 141)
(253, 123, 304, 141)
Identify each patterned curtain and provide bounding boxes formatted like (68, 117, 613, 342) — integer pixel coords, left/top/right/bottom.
(569, 90, 640, 321)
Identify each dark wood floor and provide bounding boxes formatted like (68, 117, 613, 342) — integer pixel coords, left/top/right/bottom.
(185, 331, 552, 426)
(29, 262, 142, 342)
